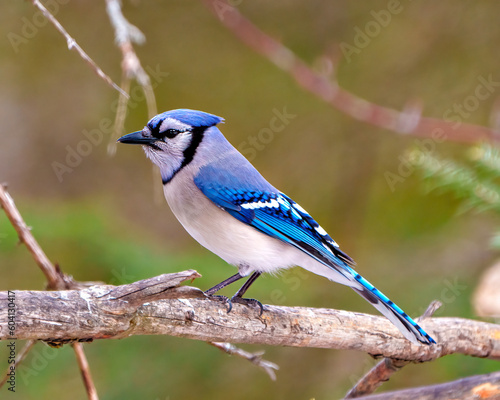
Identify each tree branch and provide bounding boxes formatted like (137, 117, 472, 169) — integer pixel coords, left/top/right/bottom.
(0, 184, 61, 289)
(105, 0, 158, 156)
(201, 0, 499, 144)
(345, 301, 443, 398)
(353, 370, 500, 400)
(30, 0, 127, 97)
(1, 271, 499, 362)
(0, 184, 281, 382)
(0, 183, 100, 397)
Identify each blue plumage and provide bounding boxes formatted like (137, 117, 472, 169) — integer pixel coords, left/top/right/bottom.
(350, 272, 435, 344)
(147, 109, 224, 131)
(118, 108, 436, 345)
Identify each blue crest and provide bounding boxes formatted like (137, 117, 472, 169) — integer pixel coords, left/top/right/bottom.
(148, 109, 224, 130)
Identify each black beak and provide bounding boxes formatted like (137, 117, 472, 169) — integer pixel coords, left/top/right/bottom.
(117, 130, 156, 145)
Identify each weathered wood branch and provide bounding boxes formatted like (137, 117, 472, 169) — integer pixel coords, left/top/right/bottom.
(354, 370, 500, 400)
(345, 301, 443, 398)
(2, 271, 499, 362)
(0, 184, 277, 388)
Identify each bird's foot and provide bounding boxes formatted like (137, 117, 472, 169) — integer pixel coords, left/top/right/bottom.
(205, 294, 233, 313)
(230, 296, 264, 316)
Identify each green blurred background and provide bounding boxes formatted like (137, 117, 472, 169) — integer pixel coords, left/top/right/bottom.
(1, 1, 499, 399)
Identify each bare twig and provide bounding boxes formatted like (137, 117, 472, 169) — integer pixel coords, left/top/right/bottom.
(105, 0, 157, 155)
(73, 343, 99, 400)
(345, 359, 409, 399)
(0, 340, 36, 390)
(210, 342, 279, 381)
(0, 184, 99, 397)
(345, 301, 443, 399)
(108, 73, 132, 156)
(201, 0, 499, 144)
(0, 184, 61, 289)
(351, 370, 500, 400)
(418, 301, 443, 320)
(30, 0, 127, 97)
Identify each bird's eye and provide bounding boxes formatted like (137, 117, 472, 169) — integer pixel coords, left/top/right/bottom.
(163, 129, 180, 139)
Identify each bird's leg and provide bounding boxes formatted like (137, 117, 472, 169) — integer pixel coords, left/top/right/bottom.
(230, 272, 264, 315)
(205, 272, 245, 295)
(204, 272, 245, 312)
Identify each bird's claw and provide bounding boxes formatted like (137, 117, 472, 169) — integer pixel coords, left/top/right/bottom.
(206, 294, 233, 313)
(205, 293, 264, 316)
(230, 296, 264, 316)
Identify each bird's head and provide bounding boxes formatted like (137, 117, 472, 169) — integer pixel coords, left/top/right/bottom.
(118, 109, 224, 183)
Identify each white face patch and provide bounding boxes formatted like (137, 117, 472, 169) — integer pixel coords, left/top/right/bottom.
(172, 131, 193, 153)
(159, 117, 191, 133)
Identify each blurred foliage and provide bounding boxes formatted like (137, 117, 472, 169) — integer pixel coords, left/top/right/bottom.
(409, 144, 500, 247)
(1, 1, 500, 399)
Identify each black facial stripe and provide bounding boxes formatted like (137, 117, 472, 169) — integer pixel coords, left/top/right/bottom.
(149, 123, 161, 139)
(181, 126, 205, 169)
(162, 126, 207, 185)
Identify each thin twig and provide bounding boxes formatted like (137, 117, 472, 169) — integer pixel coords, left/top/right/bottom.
(0, 184, 61, 289)
(344, 301, 443, 399)
(30, 0, 127, 97)
(0, 184, 99, 397)
(107, 73, 131, 156)
(210, 342, 279, 381)
(105, 0, 157, 155)
(201, 0, 498, 144)
(73, 343, 99, 400)
(0, 340, 36, 390)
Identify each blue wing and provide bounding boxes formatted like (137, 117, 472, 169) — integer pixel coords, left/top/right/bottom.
(194, 164, 354, 274)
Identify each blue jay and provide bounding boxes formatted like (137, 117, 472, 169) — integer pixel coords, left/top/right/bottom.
(118, 109, 435, 345)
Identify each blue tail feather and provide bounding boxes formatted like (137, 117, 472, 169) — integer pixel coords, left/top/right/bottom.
(348, 267, 436, 345)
